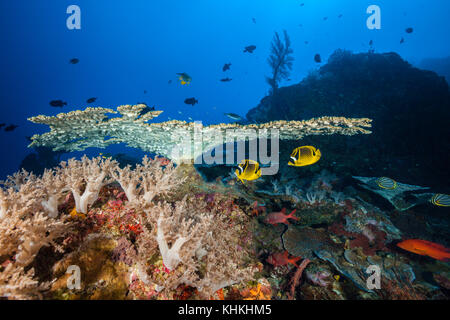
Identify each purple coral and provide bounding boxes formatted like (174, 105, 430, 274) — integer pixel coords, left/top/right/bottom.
(111, 237, 137, 266)
(306, 270, 331, 287)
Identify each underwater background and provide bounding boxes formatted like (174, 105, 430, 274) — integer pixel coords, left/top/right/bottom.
(0, 0, 449, 300)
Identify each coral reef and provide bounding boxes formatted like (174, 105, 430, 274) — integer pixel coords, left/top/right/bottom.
(1, 154, 449, 300)
(28, 104, 372, 163)
(0, 170, 72, 299)
(0, 155, 261, 300)
(134, 194, 257, 297)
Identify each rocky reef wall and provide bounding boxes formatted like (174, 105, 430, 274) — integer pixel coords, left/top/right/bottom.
(247, 50, 450, 189)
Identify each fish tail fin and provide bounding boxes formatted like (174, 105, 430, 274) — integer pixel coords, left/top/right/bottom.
(288, 209, 298, 220)
(290, 257, 301, 267)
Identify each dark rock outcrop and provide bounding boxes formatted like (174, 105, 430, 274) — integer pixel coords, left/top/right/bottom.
(418, 56, 450, 84)
(246, 50, 450, 189)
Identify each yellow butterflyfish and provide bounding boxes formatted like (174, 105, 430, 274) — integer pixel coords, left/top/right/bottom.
(235, 159, 261, 184)
(288, 146, 321, 167)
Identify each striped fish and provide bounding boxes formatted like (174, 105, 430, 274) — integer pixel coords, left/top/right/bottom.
(430, 194, 450, 207)
(235, 159, 261, 183)
(288, 146, 321, 167)
(376, 177, 397, 190)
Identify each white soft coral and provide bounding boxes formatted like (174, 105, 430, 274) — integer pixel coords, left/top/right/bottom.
(0, 189, 7, 220)
(38, 169, 67, 218)
(156, 210, 189, 271)
(61, 156, 115, 214)
(110, 156, 184, 207)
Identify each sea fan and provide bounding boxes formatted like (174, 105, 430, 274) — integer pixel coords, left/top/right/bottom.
(266, 30, 294, 94)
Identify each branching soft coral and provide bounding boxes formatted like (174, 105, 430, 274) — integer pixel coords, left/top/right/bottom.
(60, 156, 116, 214)
(0, 264, 49, 300)
(38, 169, 67, 218)
(154, 198, 212, 271)
(0, 174, 71, 299)
(266, 30, 294, 94)
(1, 169, 67, 219)
(1, 154, 256, 299)
(136, 196, 256, 297)
(110, 156, 184, 207)
(0, 171, 41, 221)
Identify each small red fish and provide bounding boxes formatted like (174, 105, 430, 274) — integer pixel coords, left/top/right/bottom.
(251, 201, 266, 217)
(397, 239, 450, 262)
(265, 208, 298, 225)
(267, 251, 301, 267)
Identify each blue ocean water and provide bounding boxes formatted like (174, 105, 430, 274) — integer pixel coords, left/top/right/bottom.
(0, 0, 449, 179)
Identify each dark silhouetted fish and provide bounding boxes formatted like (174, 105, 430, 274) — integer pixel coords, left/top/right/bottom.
(405, 27, 414, 34)
(369, 40, 373, 46)
(69, 58, 79, 64)
(144, 90, 147, 94)
(0, 123, 5, 129)
(220, 77, 232, 82)
(314, 54, 322, 63)
(323, 17, 328, 21)
(400, 37, 405, 44)
(338, 14, 343, 18)
(4, 124, 18, 132)
(252, 17, 256, 24)
(139, 105, 155, 115)
(184, 97, 198, 106)
(300, 3, 304, 6)
(244, 45, 256, 53)
(304, 41, 309, 45)
(222, 63, 231, 71)
(86, 97, 97, 104)
(49, 100, 67, 107)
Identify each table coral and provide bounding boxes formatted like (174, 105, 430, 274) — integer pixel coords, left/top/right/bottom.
(28, 104, 372, 163)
